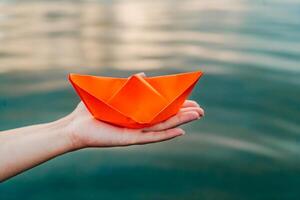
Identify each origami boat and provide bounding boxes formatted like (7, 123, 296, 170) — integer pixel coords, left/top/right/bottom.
(69, 71, 203, 129)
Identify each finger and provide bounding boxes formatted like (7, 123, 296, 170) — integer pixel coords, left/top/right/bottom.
(182, 100, 199, 108)
(179, 106, 204, 116)
(143, 111, 199, 132)
(133, 128, 185, 145)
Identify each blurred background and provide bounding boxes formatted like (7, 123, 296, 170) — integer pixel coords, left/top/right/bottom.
(0, 0, 300, 199)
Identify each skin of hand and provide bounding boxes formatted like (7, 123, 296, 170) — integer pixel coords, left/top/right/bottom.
(0, 100, 204, 182)
(67, 100, 204, 149)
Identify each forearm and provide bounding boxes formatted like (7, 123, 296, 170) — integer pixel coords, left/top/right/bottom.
(0, 116, 74, 182)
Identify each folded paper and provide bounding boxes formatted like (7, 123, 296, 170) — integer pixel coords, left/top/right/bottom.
(69, 71, 203, 128)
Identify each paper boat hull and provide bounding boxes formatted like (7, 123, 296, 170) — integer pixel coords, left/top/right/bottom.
(69, 71, 203, 128)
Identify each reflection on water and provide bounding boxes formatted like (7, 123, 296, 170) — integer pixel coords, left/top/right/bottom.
(2, 0, 300, 74)
(1, 0, 300, 199)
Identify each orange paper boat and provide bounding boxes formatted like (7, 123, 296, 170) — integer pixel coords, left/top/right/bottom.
(69, 71, 203, 129)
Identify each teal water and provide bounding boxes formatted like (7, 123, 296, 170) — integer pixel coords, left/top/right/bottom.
(0, 0, 300, 199)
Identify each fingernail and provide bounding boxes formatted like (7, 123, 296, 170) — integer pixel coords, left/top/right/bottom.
(199, 111, 205, 118)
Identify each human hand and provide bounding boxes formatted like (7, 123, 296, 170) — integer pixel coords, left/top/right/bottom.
(66, 72, 204, 149)
(66, 100, 204, 149)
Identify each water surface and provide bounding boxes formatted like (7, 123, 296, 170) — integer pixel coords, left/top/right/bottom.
(0, 0, 300, 199)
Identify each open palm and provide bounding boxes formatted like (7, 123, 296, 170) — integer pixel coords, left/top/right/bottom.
(67, 100, 204, 149)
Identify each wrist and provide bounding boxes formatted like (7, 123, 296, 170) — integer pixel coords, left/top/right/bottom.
(48, 115, 81, 152)
(54, 113, 86, 151)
